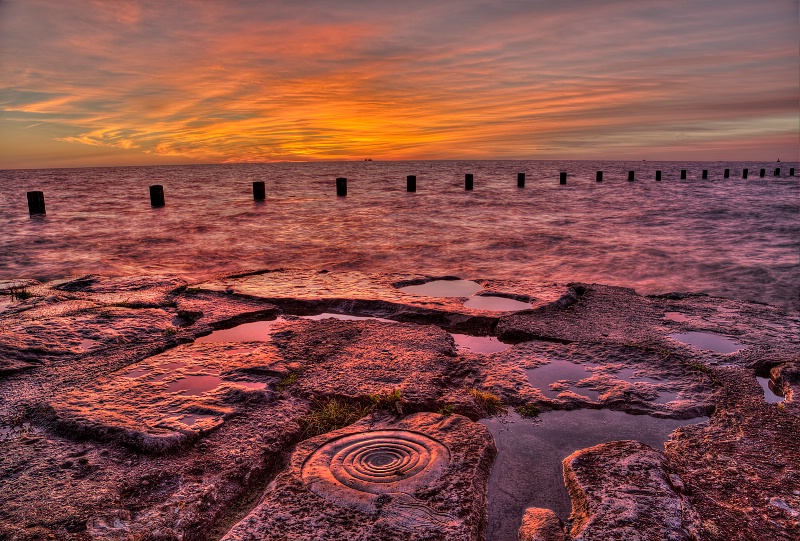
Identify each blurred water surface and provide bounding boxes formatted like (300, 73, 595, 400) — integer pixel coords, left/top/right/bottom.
(1, 160, 797, 308)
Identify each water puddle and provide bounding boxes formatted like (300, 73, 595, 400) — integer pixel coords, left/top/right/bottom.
(463, 296, 532, 311)
(669, 332, 743, 354)
(526, 360, 600, 399)
(178, 414, 218, 426)
(451, 333, 513, 354)
(398, 279, 483, 297)
(196, 319, 279, 342)
(482, 410, 707, 541)
(166, 375, 224, 396)
(526, 362, 676, 403)
(229, 380, 268, 390)
(301, 313, 395, 323)
(756, 377, 785, 403)
(80, 339, 96, 352)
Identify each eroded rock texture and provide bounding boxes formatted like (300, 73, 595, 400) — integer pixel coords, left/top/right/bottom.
(222, 412, 495, 541)
(563, 440, 700, 541)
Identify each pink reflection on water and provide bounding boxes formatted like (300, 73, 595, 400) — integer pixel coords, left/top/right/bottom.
(166, 375, 223, 395)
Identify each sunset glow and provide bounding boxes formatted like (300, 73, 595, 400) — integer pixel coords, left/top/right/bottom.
(1, 0, 797, 168)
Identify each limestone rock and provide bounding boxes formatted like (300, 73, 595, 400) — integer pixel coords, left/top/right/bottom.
(222, 412, 495, 541)
(563, 440, 700, 541)
(518, 507, 567, 541)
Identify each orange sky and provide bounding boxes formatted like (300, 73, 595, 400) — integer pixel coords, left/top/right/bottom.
(0, 0, 797, 168)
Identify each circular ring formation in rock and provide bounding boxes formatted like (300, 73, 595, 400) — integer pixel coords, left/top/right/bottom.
(301, 430, 450, 510)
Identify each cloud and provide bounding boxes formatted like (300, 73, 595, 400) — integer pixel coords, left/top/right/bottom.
(0, 0, 797, 167)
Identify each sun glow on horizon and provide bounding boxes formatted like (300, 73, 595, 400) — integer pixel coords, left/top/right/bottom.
(1, 0, 797, 169)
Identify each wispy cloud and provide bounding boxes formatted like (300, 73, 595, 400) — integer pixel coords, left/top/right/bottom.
(0, 0, 797, 167)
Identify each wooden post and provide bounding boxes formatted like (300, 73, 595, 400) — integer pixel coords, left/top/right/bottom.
(680, 169, 687, 179)
(559, 172, 567, 185)
(517, 172, 525, 188)
(724, 168, 730, 178)
(774, 168, 780, 176)
(253, 181, 265, 201)
(655, 170, 662, 181)
(465, 174, 474, 191)
(150, 185, 165, 207)
(628, 171, 634, 182)
(596, 171, 603, 182)
(759, 168, 765, 178)
(742, 168, 748, 179)
(407, 175, 416, 192)
(790, 168, 795, 176)
(336, 177, 347, 197)
(702, 170, 708, 179)
(27, 191, 46, 216)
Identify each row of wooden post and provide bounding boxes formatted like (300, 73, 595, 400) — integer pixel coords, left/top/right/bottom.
(24, 166, 796, 214)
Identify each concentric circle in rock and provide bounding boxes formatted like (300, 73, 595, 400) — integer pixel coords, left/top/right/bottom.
(301, 430, 450, 511)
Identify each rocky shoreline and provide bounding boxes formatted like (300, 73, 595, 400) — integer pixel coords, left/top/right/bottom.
(0, 270, 797, 540)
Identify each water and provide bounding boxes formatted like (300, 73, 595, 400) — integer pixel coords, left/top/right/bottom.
(756, 377, 785, 403)
(669, 331, 743, 354)
(398, 279, 483, 297)
(1, 161, 797, 309)
(482, 410, 707, 541)
(450, 333, 513, 354)
(462, 296, 532, 311)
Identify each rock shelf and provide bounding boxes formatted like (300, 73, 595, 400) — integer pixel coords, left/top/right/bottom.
(0, 270, 797, 540)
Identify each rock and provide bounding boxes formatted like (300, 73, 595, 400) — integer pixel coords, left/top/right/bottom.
(49, 342, 288, 453)
(771, 360, 800, 402)
(563, 440, 700, 541)
(518, 507, 567, 541)
(222, 412, 495, 541)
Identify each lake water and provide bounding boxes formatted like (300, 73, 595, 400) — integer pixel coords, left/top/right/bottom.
(1, 160, 797, 309)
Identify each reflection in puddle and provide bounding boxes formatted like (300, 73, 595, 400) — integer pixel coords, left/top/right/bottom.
(482, 410, 707, 541)
(179, 414, 217, 426)
(526, 362, 677, 403)
(526, 360, 599, 399)
(669, 332, 743, 354)
(756, 377, 785, 403)
(399, 279, 483, 297)
(80, 339, 96, 352)
(196, 320, 278, 342)
(302, 313, 395, 323)
(166, 375, 224, 396)
(230, 380, 267, 390)
(451, 334, 512, 354)
(463, 296, 532, 311)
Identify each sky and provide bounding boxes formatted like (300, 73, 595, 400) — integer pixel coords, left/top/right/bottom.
(0, 0, 797, 168)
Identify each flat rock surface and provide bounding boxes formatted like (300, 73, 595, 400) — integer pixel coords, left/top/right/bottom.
(222, 412, 495, 541)
(0, 271, 797, 540)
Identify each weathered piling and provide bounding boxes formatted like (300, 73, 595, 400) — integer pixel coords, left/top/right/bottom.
(27, 191, 46, 216)
(517, 173, 525, 188)
(680, 169, 687, 179)
(149, 185, 165, 207)
(465, 174, 474, 191)
(559, 172, 567, 185)
(743, 168, 749, 179)
(760, 168, 766, 178)
(253, 181, 266, 201)
(628, 171, 634, 182)
(791, 168, 795, 176)
(596, 171, 603, 182)
(655, 170, 662, 181)
(407, 175, 416, 192)
(336, 177, 347, 197)
(774, 168, 780, 176)
(724, 168, 730, 178)
(702, 170, 708, 179)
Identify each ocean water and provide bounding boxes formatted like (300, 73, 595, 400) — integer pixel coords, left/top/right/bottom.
(1, 160, 797, 309)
